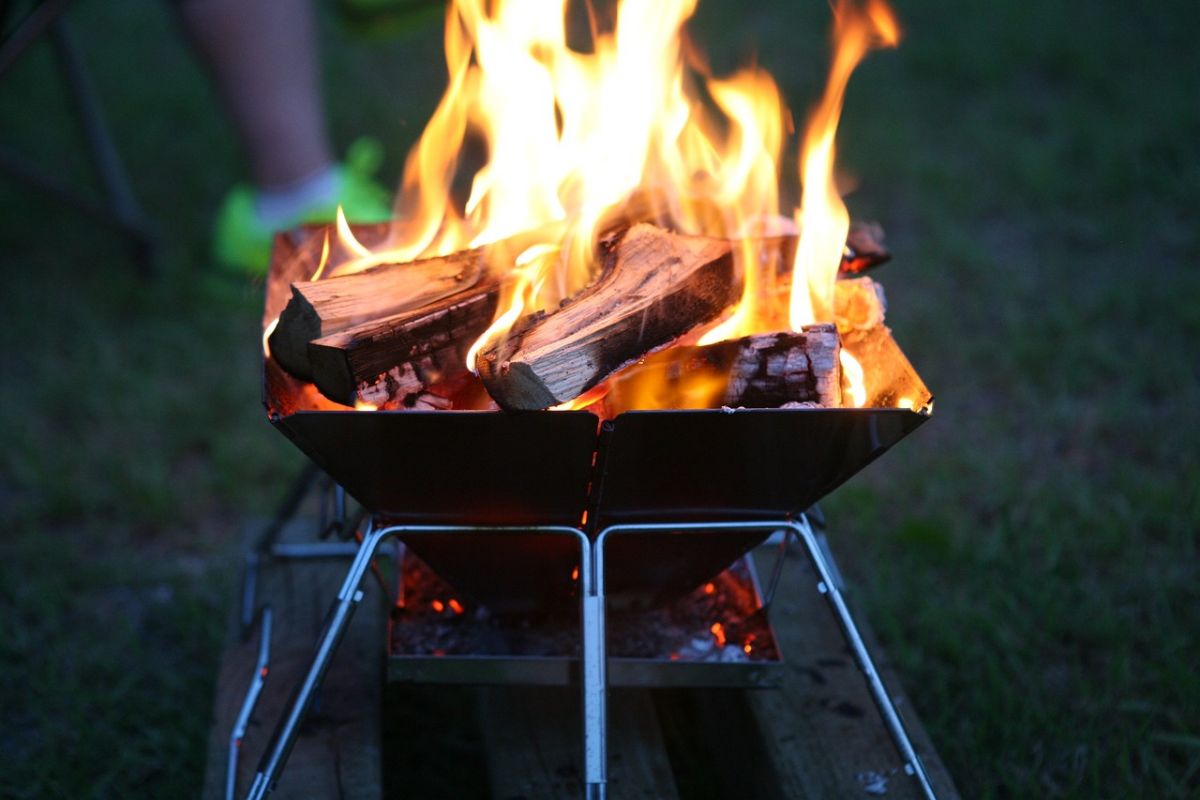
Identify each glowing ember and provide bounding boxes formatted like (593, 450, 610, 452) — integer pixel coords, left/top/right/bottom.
(710, 621, 727, 648)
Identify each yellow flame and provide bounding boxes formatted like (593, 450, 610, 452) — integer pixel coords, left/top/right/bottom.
(840, 349, 867, 407)
(549, 382, 609, 412)
(790, 0, 899, 330)
(262, 315, 279, 359)
(465, 243, 558, 372)
(312, 0, 900, 410)
(335, 206, 372, 259)
(308, 231, 332, 281)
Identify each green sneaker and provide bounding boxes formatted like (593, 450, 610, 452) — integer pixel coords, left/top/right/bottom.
(213, 138, 392, 276)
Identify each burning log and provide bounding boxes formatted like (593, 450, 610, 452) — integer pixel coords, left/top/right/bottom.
(605, 324, 841, 412)
(723, 325, 841, 407)
(268, 247, 496, 380)
(598, 189, 891, 277)
(476, 224, 739, 410)
(306, 287, 499, 406)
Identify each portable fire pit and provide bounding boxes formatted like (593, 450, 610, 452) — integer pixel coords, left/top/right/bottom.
(232, 222, 937, 800)
(224, 1, 943, 797)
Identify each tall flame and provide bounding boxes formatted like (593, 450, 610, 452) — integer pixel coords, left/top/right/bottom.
(315, 0, 900, 407)
(790, 0, 899, 330)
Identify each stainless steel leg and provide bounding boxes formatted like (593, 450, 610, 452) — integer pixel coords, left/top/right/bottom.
(227, 608, 273, 800)
(595, 519, 938, 800)
(581, 537, 606, 800)
(788, 515, 936, 800)
(244, 523, 591, 800)
(244, 524, 389, 800)
(240, 464, 322, 634)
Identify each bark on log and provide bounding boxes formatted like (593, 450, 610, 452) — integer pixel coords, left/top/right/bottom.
(476, 224, 739, 410)
(723, 325, 841, 407)
(306, 286, 499, 406)
(598, 190, 890, 277)
(605, 325, 841, 412)
(269, 247, 493, 380)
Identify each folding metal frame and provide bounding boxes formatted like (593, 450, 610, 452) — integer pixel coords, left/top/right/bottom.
(231, 491, 938, 800)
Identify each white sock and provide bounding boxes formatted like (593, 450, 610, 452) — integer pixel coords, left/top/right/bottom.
(255, 166, 339, 228)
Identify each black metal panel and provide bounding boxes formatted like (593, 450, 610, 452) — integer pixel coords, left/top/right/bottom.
(587, 408, 927, 602)
(275, 410, 598, 526)
(400, 531, 582, 614)
(592, 407, 928, 525)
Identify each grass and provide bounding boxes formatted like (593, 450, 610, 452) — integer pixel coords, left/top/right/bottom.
(1, 0, 1198, 797)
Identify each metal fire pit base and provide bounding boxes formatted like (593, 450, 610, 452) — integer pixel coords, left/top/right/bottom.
(240, 515, 938, 800)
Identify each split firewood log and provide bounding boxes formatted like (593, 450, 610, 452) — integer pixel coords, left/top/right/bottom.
(306, 286, 499, 405)
(604, 324, 841, 413)
(476, 224, 739, 410)
(268, 246, 496, 380)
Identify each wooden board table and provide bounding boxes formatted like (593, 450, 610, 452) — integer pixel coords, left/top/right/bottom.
(204, 527, 958, 798)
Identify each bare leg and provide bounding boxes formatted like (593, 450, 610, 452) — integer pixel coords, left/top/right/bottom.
(176, 0, 334, 190)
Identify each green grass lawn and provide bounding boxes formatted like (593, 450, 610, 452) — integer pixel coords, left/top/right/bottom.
(1, 0, 1197, 797)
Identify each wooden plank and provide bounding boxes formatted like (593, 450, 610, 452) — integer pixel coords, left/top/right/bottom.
(479, 687, 679, 799)
(744, 542, 961, 799)
(652, 687, 786, 800)
(201, 519, 386, 800)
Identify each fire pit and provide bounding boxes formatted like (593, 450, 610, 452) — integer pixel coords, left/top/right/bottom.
(262, 226, 930, 612)
(236, 0, 940, 798)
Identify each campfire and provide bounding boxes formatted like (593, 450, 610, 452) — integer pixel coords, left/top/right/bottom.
(261, 0, 929, 422)
(240, 3, 944, 797)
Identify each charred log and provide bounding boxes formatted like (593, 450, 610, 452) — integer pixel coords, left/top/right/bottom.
(269, 247, 493, 380)
(307, 287, 499, 405)
(605, 325, 841, 412)
(476, 224, 739, 410)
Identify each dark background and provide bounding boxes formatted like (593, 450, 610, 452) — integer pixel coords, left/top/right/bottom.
(1, 0, 1197, 796)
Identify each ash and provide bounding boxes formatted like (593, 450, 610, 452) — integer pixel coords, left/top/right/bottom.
(390, 553, 778, 663)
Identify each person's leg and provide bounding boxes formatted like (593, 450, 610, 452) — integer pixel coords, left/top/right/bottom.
(177, 0, 333, 193)
(176, 0, 390, 273)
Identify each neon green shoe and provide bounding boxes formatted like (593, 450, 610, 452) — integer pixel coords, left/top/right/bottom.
(213, 138, 392, 276)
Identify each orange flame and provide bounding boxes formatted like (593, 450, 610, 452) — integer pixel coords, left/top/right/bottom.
(313, 0, 900, 410)
(791, 0, 899, 330)
(840, 349, 867, 408)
